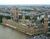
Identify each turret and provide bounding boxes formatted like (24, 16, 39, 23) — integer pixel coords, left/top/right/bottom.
(44, 13, 48, 33)
(10, 6, 19, 21)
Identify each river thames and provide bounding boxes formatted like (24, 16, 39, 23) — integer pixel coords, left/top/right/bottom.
(0, 25, 49, 39)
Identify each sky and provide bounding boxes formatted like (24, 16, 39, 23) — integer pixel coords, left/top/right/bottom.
(0, 0, 50, 5)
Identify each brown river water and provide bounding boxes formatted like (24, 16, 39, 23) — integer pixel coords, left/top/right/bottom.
(0, 25, 28, 39)
(0, 25, 49, 39)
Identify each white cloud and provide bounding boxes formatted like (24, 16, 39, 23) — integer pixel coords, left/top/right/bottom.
(0, 0, 50, 5)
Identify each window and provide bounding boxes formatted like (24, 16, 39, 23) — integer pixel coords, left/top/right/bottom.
(19, 15, 22, 19)
(48, 29, 50, 31)
(48, 23, 50, 26)
(48, 18, 50, 21)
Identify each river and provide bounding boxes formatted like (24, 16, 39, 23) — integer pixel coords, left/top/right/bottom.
(0, 25, 28, 39)
(0, 25, 49, 39)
